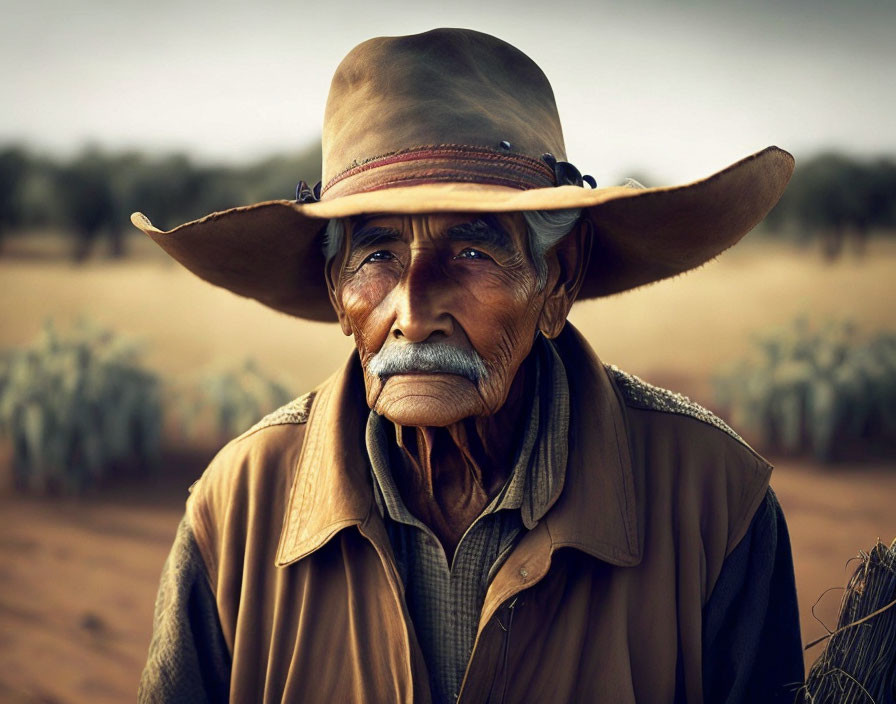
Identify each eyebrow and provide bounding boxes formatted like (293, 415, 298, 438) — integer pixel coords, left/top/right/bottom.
(445, 218, 514, 253)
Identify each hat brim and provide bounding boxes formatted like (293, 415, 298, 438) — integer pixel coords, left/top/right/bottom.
(131, 146, 793, 322)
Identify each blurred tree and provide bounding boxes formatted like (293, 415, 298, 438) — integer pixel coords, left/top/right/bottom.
(190, 164, 244, 220)
(0, 147, 27, 251)
(797, 154, 866, 258)
(55, 146, 118, 260)
(239, 142, 322, 203)
(17, 153, 64, 229)
(864, 157, 896, 233)
(767, 153, 896, 258)
(118, 152, 204, 237)
(0, 141, 324, 254)
(115, 142, 321, 231)
(10, 142, 896, 263)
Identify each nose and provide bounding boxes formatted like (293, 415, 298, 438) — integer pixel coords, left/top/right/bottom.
(392, 250, 454, 343)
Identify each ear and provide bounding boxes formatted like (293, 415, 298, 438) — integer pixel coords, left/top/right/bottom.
(537, 218, 592, 339)
(324, 226, 354, 337)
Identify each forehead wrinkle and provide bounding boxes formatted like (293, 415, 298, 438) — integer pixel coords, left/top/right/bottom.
(350, 225, 403, 250)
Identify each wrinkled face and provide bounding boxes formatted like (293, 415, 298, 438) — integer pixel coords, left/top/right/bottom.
(328, 212, 556, 427)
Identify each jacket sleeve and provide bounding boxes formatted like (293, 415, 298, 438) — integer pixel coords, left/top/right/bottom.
(701, 488, 805, 704)
(139, 516, 231, 703)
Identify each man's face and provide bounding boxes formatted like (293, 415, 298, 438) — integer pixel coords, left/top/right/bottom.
(329, 212, 554, 427)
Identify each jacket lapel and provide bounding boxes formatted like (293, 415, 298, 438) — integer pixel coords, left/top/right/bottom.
(479, 323, 642, 630)
(544, 323, 641, 565)
(275, 353, 376, 566)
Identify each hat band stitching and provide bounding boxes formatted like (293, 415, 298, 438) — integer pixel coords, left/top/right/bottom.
(321, 145, 555, 199)
(327, 172, 546, 197)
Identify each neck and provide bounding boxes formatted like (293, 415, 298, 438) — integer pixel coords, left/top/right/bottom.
(389, 357, 532, 560)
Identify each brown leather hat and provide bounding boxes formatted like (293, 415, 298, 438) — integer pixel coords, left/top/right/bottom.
(131, 28, 794, 322)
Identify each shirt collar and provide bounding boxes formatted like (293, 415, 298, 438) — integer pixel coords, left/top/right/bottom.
(486, 334, 568, 527)
(275, 323, 640, 568)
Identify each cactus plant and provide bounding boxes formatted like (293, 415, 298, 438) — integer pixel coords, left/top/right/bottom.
(714, 317, 896, 462)
(0, 320, 162, 493)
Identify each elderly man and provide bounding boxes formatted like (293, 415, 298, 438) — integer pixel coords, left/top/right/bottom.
(137, 29, 804, 703)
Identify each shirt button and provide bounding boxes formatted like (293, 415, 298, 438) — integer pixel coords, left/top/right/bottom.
(519, 567, 529, 578)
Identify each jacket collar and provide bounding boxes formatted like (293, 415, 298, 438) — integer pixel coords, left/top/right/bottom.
(275, 322, 641, 569)
(541, 323, 641, 566)
(275, 353, 373, 566)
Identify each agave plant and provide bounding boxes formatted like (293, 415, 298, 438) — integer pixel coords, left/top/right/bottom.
(0, 320, 162, 493)
(178, 358, 293, 445)
(714, 317, 896, 462)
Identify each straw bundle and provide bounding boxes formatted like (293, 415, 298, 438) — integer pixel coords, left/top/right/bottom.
(803, 539, 896, 703)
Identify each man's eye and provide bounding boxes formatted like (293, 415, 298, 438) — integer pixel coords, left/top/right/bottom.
(364, 250, 395, 263)
(455, 248, 492, 261)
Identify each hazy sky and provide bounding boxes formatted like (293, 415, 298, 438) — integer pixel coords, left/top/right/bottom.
(2, 0, 893, 185)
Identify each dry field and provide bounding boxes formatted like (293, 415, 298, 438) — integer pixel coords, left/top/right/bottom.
(1, 236, 895, 701)
(2, 235, 894, 400)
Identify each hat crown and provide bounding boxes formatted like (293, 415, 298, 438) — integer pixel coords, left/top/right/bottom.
(321, 28, 567, 195)
(133, 30, 794, 323)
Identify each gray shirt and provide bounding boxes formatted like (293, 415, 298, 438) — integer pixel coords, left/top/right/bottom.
(365, 335, 570, 704)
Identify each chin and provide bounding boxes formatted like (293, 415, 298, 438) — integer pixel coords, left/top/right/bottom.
(372, 374, 484, 427)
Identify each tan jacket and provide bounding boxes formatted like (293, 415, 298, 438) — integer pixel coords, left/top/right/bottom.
(185, 325, 772, 703)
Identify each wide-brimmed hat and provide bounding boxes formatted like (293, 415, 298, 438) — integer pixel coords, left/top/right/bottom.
(131, 28, 794, 323)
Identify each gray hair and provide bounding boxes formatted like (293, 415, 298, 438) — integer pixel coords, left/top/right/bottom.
(521, 209, 581, 287)
(323, 218, 346, 264)
(323, 208, 581, 289)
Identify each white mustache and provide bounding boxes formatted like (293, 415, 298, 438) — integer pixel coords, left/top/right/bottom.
(367, 342, 488, 383)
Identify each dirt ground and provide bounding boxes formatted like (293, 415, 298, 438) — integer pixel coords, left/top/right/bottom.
(0, 471, 190, 704)
(1, 237, 894, 701)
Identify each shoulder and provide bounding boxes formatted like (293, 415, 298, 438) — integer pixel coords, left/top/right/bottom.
(606, 364, 750, 451)
(185, 391, 317, 583)
(193, 390, 316, 495)
(242, 390, 316, 435)
(605, 365, 772, 554)
(606, 364, 769, 470)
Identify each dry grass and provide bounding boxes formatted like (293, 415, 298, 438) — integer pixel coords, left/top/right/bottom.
(771, 462, 896, 670)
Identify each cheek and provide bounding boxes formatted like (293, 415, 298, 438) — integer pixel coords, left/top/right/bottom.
(484, 310, 539, 375)
(463, 290, 544, 411)
(340, 274, 397, 359)
(452, 266, 539, 329)
(455, 263, 532, 298)
(462, 277, 542, 356)
(342, 266, 397, 308)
